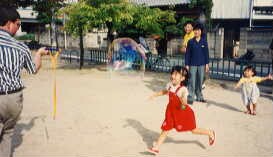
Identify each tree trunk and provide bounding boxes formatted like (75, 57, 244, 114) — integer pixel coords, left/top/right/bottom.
(37, 24, 40, 43)
(55, 24, 59, 49)
(157, 38, 168, 56)
(106, 22, 114, 50)
(79, 25, 84, 69)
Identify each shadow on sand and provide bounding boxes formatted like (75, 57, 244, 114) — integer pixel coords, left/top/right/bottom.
(58, 63, 108, 72)
(11, 116, 45, 157)
(219, 82, 273, 101)
(142, 73, 169, 92)
(124, 118, 206, 155)
(206, 100, 242, 113)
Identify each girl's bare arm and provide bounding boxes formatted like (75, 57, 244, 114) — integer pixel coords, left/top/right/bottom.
(235, 79, 243, 89)
(260, 74, 273, 82)
(149, 90, 168, 100)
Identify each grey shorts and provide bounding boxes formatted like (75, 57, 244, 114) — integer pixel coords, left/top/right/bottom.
(241, 84, 260, 106)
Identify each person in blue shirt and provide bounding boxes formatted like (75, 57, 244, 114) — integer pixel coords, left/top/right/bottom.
(185, 24, 209, 104)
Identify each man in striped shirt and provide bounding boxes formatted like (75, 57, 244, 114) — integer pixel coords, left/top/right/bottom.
(0, 6, 48, 157)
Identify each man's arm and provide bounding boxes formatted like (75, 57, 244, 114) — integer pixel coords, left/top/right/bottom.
(33, 47, 49, 73)
(205, 41, 210, 72)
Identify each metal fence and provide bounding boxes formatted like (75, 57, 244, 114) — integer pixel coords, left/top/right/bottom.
(60, 49, 272, 84)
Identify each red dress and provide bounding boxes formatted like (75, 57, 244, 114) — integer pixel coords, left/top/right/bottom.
(161, 86, 196, 132)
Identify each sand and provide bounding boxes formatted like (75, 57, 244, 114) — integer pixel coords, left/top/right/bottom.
(11, 58, 273, 157)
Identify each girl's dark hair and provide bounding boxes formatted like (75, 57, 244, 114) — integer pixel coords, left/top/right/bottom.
(171, 66, 190, 86)
(243, 65, 257, 76)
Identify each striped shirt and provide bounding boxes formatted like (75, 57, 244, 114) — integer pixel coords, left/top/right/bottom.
(0, 29, 36, 93)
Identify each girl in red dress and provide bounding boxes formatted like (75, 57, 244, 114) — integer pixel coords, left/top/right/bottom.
(148, 66, 215, 155)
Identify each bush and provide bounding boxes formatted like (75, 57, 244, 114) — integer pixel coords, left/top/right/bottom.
(16, 33, 35, 41)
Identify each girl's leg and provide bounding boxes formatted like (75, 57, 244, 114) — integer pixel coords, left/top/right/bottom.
(252, 104, 257, 115)
(249, 103, 254, 115)
(245, 105, 251, 114)
(148, 131, 168, 155)
(152, 131, 169, 150)
(191, 128, 215, 145)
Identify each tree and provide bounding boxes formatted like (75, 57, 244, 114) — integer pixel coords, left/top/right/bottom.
(32, 1, 65, 49)
(189, 0, 213, 28)
(60, 1, 97, 69)
(85, 0, 135, 43)
(115, 5, 176, 54)
(0, 0, 64, 24)
(134, 6, 176, 54)
(116, 5, 176, 37)
(189, 0, 213, 19)
(62, 0, 136, 69)
(32, 0, 65, 24)
(60, 2, 97, 36)
(63, 0, 177, 56)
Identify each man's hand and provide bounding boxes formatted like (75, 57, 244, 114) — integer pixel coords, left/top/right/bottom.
(180, 47, 186, 53)
(34, 47, 49, 73)
(205, 64, 209, 73)
(37, 47, 49, 56)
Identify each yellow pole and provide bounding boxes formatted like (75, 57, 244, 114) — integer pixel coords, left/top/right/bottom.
(53, 66, 57, 120)
(50, 50, 59, 120)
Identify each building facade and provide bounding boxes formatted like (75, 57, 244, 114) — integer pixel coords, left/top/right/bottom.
(211, 0, 273, 61)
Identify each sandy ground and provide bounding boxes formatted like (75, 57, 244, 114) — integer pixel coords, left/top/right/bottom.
(11, 58, 273, 157)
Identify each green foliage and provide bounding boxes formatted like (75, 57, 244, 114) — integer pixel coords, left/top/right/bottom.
(15, 33, 35, 41)
(178, 17, 194, 27)
(97, 1, 135, 31)
(165, 25, 182, 36)
(117, 5, 176, 38)
(32, 0, 65, 24)
(62, 0, 177, 39)
(86, 0, 124, 7)
(133, 7, 163, 36)
(60, 0, 135, 38)
(60, 2, 97, 36)
(189, 0, 213, 21)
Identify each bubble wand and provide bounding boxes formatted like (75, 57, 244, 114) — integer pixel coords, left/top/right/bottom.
(47, 47, 60, 119)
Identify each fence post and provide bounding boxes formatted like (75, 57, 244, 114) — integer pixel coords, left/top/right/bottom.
(240, 63, 243, 78)
(90, 49, 93, 62)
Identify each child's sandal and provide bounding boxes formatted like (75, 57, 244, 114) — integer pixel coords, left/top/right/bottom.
(147, 142, 159, 155)
(147, 147, 159, 155)
(244, 110, 250, 114)
(209, 131, 215, 146)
